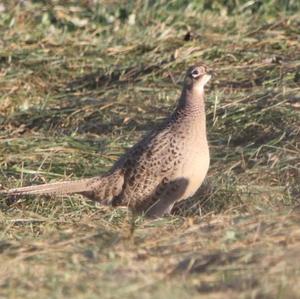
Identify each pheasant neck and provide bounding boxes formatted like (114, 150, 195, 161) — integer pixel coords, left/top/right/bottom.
(176, 86, 206, 118)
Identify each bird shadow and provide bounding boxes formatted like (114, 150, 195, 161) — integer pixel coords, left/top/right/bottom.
(171, 178, 221, 217)
(144, 177, 190, 218)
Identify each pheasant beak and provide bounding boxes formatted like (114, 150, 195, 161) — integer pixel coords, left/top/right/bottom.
(199, 73, 212, 87)
(202, 73, 212, 85)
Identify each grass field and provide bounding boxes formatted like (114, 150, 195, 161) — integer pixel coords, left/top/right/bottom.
(0, 1, 300, 298)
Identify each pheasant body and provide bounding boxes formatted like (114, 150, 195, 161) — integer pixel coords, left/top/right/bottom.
(2, 65, 211, 217)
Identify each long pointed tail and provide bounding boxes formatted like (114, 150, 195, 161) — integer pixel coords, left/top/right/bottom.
(1, 177, 99, 196)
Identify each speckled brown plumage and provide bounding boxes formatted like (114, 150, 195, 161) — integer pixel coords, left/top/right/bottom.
(2, 64, 211, 217)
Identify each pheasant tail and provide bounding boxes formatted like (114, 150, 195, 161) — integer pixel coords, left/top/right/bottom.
(2, 178, 98, 196)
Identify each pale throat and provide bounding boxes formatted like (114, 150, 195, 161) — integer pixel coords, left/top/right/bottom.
(192, 82, 205, 96)
(186, 72, 211, 108)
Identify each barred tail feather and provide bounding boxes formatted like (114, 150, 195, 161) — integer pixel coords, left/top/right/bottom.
(2, 178, 98, 196)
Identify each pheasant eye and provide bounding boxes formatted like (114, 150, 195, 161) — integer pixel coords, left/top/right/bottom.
(191, 69, 200, 78)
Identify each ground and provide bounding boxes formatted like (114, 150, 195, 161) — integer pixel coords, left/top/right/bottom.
(0, 1, 300, 298)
